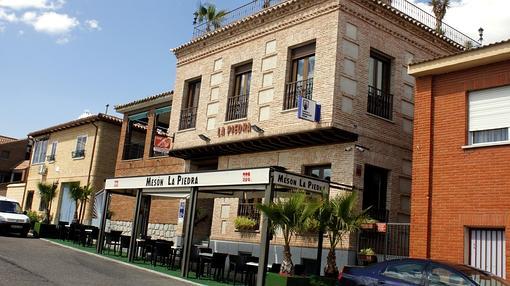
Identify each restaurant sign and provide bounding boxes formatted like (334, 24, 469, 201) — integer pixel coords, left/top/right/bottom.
(297, 96, 321, 122)
(272, 171, 329, 193)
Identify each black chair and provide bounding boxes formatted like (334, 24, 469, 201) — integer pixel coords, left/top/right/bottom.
(210, 252, 228, 281)
(57, 221, 68, 240)
(294, 264, 305, 276)
(244, 256, 259, 286)
(228, 254, 248, 285)
(197, 247, 214, 279)
(105, 230, 122, 255)
(301, 258, 318, 276)
(269, 263, 281, 273)
(142, 238, 155, 263)
(152, 240, 173, 267)
(169, 246, 182, 270)
(119, 235, 131, 256)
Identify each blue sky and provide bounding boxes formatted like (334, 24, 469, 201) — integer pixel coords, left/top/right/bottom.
(1, 0, 509, 139)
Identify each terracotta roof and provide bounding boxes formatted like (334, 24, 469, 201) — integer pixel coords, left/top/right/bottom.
(115, 91, 173, 111)
(172, 0, 465, 53)
(410, 39, 510, 66)
(28, 113, 123, 137)
(13, 160, 29, 171)
(0, 135, 17, 144)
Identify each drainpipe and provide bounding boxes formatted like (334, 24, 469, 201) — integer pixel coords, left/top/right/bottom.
(20, 137, 34, 211)
(82, 121, 99, 224)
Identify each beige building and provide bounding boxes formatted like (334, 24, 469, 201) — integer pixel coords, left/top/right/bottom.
(166, 0, 475, 268)
(23, 114, 122, 224)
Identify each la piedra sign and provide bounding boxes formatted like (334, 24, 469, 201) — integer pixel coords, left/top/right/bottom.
(218, 122, 251, 137)
(273, 171, 329, 193)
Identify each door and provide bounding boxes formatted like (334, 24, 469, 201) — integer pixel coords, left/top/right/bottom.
(59, 183, 76, 223)
(469, 229, 506, 278)
(363, 165, 389, 221)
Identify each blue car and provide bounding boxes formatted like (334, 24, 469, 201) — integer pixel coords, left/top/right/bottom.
(339, 258, 508, 286)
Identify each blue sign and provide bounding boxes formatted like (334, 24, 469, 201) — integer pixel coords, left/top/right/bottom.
(297, 96, 321, 122)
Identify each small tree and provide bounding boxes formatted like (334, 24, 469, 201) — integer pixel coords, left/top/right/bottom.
(321, 192, 370, 277)
(69, 183, 82, 223)
(194, 3, 228, 32)
(257, 192, 320, 275)
(429, 0, 450, 34)
(37, 182, 58, 224)
(78, 185, 94, 224)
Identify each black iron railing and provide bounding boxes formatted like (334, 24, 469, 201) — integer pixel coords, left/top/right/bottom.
(367, 86, 393, 120)
(71, 149, 85, 159)
(46, 154, 56, 162)
(179, 107, 198, 130)
(192, 0, 478, 48)
(238, 202, 261, 230)
(226, 93, 249, 121)
(122, 143, 144, 160)
(284, 78, 314, 110)
(358, 223, 410, 261)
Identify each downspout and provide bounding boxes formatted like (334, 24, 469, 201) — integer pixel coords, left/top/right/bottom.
(81, 121, 99, 224)
(21, 137, 34, 211)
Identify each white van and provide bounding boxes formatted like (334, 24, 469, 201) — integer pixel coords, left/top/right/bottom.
(0, 196, 30, 237)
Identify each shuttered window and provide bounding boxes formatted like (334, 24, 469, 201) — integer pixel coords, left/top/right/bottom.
(469, 229, 506, 278)
(469, 86, 510, 145)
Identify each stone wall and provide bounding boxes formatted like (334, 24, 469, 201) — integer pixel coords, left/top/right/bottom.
(107, 220, 179, 241)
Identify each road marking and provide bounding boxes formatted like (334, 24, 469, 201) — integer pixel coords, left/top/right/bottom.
(41, 239, 203, 286)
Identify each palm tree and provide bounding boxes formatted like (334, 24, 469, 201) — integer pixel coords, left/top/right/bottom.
(37, 182, 58, 224)
(77, 185, 94, 224)
(257, 192, 320, 275)
(320, 192, 370, 277)
(69, 183, 82, 223)
(429, 0, 450, 34)
(194, 3, 227, 32)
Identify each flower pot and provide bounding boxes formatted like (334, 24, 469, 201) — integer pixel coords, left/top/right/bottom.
(358, 254, 377, 266)
(33, 222, 58, 238)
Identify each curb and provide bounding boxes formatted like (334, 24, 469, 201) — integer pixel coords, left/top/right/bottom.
(41, 239, 203, 286)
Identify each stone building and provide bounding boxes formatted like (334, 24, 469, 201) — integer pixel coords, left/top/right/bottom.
(409, 39, 510, 278)
(0, 137, 31, 197)
(23, 114, 122, 224)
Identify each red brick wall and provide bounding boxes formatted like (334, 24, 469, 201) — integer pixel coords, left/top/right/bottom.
(411, 60, 510, 276)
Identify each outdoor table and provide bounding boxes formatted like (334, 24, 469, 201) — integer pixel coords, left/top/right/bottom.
(197, 252, 214, 278)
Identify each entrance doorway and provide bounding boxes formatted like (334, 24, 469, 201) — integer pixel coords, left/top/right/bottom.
(363, 165, 388, 222)
(59, 183, 77, 223)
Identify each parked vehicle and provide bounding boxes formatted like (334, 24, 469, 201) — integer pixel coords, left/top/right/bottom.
(339, 258, 508, 286)
(0, 196, 30, 237)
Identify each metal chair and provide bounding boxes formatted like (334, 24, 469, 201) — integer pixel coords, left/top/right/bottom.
(105, 230, 122, 255)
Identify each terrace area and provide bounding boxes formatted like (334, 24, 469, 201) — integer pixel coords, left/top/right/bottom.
(192, 0, 479, 48)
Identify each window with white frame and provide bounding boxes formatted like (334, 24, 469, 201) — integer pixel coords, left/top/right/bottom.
(32, 139, 48, 164)
(469, 86, 510, 145)
(72, 135, 87, 158)
(47, 141, 57, 161)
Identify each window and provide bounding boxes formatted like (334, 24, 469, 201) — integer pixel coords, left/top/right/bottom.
(38, 197, 47, 212)
(25, 191, 34, 210)
(428, 264, 471, 286)
(284, 42, 315, 110)
(305, 164, 331, 181)
(368, 50, 393, 120)
(363, 165, 388, 222)
(12, 172, 22, 182)
(47, 141, 57, 161)
(0, 150, 9, 160)
(179, 79, 201, 130)
(72, 135, 87, 158)
(123, 112, 149, 160)
(468, 85, 510, 145)
(32, 139, 48, 164)
(226, 63, 252, 121)
(150, 106, 171, 157)
(237, 198, 262, 230)
(382, 262, 425, 285)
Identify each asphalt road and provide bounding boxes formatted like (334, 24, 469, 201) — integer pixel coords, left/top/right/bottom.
(0, 235, 192, 286)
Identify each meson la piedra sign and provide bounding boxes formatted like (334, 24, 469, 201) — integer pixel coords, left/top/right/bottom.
(218, 122, 251, 137)
(146, 175, 198, 187)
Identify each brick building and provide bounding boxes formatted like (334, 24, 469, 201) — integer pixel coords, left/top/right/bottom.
(23, 114, 122, 224)
(409, 40, 510, 278)
(0, 137, 31, 197)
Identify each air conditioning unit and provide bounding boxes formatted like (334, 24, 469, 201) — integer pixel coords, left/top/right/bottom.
(38, 165, 47, 175)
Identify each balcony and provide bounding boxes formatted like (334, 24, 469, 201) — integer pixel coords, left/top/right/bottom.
(46, 154, 56, 162)
(226, 94, 249, 121)
(192, 0, 478, 47)
(179, 107, 198, 130)
(123, 143, 144, 160)
(238, 201, 261, 230)
(284, 78, 313, 110)
(71, 149, 85, 159)
(367, 86, 393, 120)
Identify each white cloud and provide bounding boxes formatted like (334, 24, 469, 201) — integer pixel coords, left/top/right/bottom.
(56, 36, 68, 44)
(0, 0, 64, 10)
(0, 8, 17, 22)
(85, 19, 100, 31)
(21, 11, 36, 22)
(31, 12, 78, 34)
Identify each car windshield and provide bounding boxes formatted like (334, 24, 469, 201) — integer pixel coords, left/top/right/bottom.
(454, 265, 509, 286)
(0, 201, 22, 214)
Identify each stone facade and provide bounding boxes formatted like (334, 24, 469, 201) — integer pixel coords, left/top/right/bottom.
(107, 220, 178, 241)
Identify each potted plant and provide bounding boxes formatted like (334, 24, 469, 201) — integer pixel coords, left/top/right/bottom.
(257, 191, 320, 285)
(33, 182, 58, 238)
(26, 210, 41, 229)
(234, 216, 258, 232)
(358, 248, 377, 265)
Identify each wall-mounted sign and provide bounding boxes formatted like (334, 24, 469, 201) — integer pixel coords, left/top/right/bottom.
(178, 200, 186, 221)
(218, 122, 251, 137)
(272, 171, 329, 193)
(153, 135, 171, 155)
(297, 96, 321, 122)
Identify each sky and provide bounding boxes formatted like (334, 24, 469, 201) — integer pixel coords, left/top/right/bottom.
(0, 0, 509, 139)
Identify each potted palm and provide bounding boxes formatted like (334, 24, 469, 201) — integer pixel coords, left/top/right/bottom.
(34, 182, 58, 238)
(358, 248, 377, 265)
(257, 191, 320, 285)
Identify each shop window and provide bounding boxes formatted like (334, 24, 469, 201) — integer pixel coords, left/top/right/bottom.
(123, 112, 149, 160)
(237, 198, 262, 230)
(25, 191, 34, 210)
(72, 135, 87, 158)
(305, 164, 331, 181)
(368, 50, 393, 120)
(150, 106, 171, 157)
(284, 42, 315, 110)
(226, 62, 252, 121)
(32, 139, 48, 164)
(179, 79, 201, 130)
(468, 85, 510, 145)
